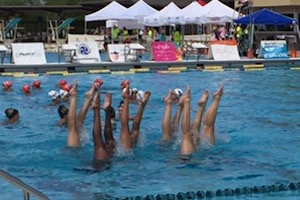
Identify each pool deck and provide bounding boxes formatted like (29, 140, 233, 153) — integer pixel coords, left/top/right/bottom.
(1, 57, 300, 75)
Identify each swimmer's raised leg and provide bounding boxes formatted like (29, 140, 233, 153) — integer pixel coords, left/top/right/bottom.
(162, 90, 173, 141)
(180, 86, 195, 156)
(171, 97, 183, 134)
(92, 92, 109, 161)
(120, 85, 132, 150)
(203, 84, 223, 145)
(67, 80, 80, 147)
(103, 93, 115, 154)
(131, 91, 151, 145)
(76, 83, 96, 129)
(191, 90, 209, 146)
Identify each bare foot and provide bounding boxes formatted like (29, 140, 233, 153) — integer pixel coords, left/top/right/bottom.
(198, 90, 209, 107)
(163, 89, 172, 104)
(103, 93, 112, 110)
(86, 83, 96, 100)
(179, 86, 191, 105)
(122, 85, 130, 99)
(91, 92, 100, 110)
(69, 80, 77, 97)
(141, 91, 151, 105)
(213, 84, 223, 100)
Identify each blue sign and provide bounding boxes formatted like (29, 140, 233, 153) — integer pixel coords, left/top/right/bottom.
(261, 41, 288, 59)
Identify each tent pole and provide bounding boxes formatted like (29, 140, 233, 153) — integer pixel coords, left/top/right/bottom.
(181, 24, 185, 48)
(296, 25, 300, 43)
(250, 23, 254, 50)
(84, 20, 87, 34)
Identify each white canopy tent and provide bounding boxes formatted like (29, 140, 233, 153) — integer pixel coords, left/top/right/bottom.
(85, 1, 127, 22)
(143, 2, 184, 27)
(117, 0, 157, 22)
(200, 0, 240, 24)
(179, 1, 204, 25)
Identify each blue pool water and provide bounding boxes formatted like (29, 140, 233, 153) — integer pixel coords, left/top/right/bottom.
(1, 69, 300, 200)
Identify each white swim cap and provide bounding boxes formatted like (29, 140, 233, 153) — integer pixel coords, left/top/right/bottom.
(122, 88, 132, 95)
(137, 90, 144, 100)
(48, 90, 59, 100)
(132, 88, 138, 92)
(174, 88, 183, 98)
(59, 89, 68, 98)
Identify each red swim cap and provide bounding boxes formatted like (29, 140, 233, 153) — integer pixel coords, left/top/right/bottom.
(63, 83, 72, 92)
(94, 78, 103, 89)
(22, 84, 30, 93)
(3, 81, 13, 88)
(32, 80, 41, 89)
(58, 79, 67, 86)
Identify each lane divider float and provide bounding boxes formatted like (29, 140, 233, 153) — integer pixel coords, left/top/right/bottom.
(204, 65, 224, 72)
(243, 64, 265, 71)
(88, 69, 111, 74)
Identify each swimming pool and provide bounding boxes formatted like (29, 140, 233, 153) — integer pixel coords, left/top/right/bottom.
(1, 69, 300, 200)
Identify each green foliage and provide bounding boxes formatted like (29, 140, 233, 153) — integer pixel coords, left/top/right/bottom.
(0, 0, 41, 5)
(45, 0, 83, 5)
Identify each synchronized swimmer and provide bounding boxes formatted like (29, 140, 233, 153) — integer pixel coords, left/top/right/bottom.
(2, 78, 223, 166)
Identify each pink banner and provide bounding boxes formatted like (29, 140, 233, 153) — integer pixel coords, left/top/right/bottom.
(152, 42, 181, 61)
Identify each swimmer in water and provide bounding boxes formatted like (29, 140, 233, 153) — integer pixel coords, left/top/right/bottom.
(67, 80, 97, 147)
(92, 92, 115, 163)
(2, 81, 13, 92)
(58, 105, 68, 126)
(4, 108, 19, 124)
(58, 79, 67, 89)
(180, 84, 223, 156)
(59, 89, 69, 102)
(161, 88, 184, 141)
(48, 90, 61, 106)
(120, 85, 151, 150)
(32, 80, 41, 90)
(21, 84, 31, 95)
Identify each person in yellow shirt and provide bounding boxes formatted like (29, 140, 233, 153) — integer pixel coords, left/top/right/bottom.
(172, 28, 182, 47)
(112, 24, 119, 43)
(122, 27, 131, 43)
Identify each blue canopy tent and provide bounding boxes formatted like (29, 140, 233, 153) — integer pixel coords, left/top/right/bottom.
(234, 8, 299, 50)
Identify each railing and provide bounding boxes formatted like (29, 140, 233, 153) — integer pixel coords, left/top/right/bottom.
(0, 168, 49, 200)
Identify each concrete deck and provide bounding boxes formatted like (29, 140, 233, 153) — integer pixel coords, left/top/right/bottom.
(1, 55, 300, 76)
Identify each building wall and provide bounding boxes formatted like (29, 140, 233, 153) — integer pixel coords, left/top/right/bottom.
(253, 0, 300, 7)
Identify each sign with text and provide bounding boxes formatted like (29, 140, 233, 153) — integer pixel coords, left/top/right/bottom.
(12, 43, 46, 65)
(152, 42, 181, 62)
(260, 40, 288, 59)
(210, 40, 240, 61)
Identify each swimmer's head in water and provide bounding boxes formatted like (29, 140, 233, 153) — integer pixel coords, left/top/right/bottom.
(58, 79, 67, 88)
(131, 88, 138, 95)
(21, 84, 30, 94)
(32, 80, 41, 89)
(5, 108, 19, 120)
(174, 88, 183, 99)
(63, 84, 72, 92)
(48, 90, 60, 100)
(59, 89, 68, 99)
(58, 105, 69, 119)
(137, 90, 145, 100)
(2, 81, 13, 89)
